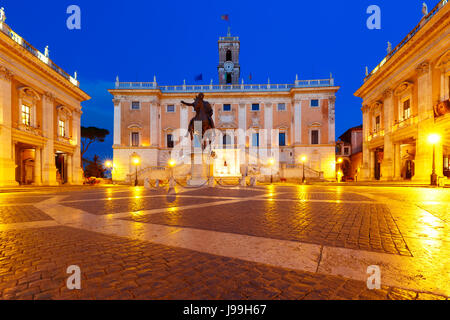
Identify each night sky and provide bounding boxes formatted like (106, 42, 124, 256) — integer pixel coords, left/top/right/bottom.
(2, 0, 430, 160)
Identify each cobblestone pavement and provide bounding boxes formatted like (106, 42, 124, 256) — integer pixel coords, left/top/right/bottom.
(0, 185, 449, 300)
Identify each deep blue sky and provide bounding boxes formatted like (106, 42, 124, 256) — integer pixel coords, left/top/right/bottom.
(3, 0, 430, 160)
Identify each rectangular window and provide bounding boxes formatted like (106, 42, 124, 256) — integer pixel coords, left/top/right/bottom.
(311, 130, 319, 145)
(251, 104, 260, 111)
(310, 99, 320, 108)
(279, 132, 286, 146)
(403, 99, 411, 120)
(344, 147, 350, 155)
(375, 115, 381, 132)
(131, 101, 140, 110)
(167, 134, 174, 149)
(131, 132, 140, 147)
(252, 133, 259, 147)
(223, 104, 231, 112)
(277, 103, 286, 111)
(21, 105, 31, 126)
(167, 105, 175, 113)
(58, 120, 65, 137)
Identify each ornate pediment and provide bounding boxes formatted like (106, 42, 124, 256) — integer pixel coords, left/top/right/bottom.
(18, 87, 41, 104)
(436, 50, 450, 70)
(394, 81, 414, 96)
(217, 107, 237, 129)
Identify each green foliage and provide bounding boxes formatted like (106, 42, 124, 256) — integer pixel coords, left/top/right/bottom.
(84, 155, 106, 178)
(81, 126, 110, 157)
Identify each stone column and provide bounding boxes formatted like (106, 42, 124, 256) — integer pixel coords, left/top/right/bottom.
(0, 66, 17, 186)
(113, 98, 121, 146)
(238, 103, 247, 174)
(150, 103, 159, 147)
(66, 154, 73, 184)
(394, 143, 401, 180)
(361, 105, 371, 180)
(294, 100, 302, 145)
(381, 89, 394, 180)
(71, 111, 83, 184)
(34, 147, 42, 185)
(328, 96, 336, 144)
(413, 62, 435, 182)
(41, 92, 57, 185)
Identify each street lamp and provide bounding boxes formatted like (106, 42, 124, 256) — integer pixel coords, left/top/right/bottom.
(337, 158, 343, 183)
(132, 154, 140, 186)
(168, 159, 176, 179)
(268, 158, 275, 184)
(428, 134, 441, 186)
(301, 156, 307, 184)
(105, 161, 113, 181)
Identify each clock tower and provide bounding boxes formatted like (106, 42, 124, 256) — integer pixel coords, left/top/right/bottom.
(218, 28, 240, 85)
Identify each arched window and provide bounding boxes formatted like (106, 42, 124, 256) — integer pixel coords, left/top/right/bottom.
(223, 134, 232, 146)
(226, 50, 232, 62)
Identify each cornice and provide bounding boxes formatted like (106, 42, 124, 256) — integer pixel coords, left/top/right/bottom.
(0, 32, 90, 102)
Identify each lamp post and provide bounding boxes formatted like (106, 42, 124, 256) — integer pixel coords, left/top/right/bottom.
(337, 158, 343, 183)
(168, 159, 176, 179)
(105, 161, 113, 182)
(428, 134, 440, 186)
(301, 156, 307, 184)
(132, 154, 140, 186)
(268, 158, 275, 184)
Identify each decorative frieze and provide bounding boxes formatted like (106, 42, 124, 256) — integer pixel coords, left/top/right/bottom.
(416, 61, 430, 75)
(43, 91, 56, 102)
(0, 66, 13, 81)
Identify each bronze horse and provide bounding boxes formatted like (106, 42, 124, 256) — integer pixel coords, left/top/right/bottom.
(181, 93, 215, 149)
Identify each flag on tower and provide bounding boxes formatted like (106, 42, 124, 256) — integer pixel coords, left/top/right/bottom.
(221, 14, 229, 21)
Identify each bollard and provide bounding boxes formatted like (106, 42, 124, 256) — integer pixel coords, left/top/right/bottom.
(208, 177, 216, 188)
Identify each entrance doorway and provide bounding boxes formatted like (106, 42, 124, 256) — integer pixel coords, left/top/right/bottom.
(15, 144, 36, 185)
(55, 153, 67, 184)
(374, 149, 383, 181)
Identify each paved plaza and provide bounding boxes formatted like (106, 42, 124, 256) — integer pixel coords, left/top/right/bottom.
(0, 184, 449, 300)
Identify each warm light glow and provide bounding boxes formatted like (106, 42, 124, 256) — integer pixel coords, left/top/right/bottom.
(168, 159, 177, 168)
(301, 156, 307, 163)
(338, 158, 343, 164)
(132, 156, 140, 165)
(268, 158, 275, 166)
(105, 161, 113, 168)
(428, 134, 441, 145)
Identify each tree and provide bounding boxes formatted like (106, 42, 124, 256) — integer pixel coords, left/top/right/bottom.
(81, 126, 110, 158)
(84, 155, 106, 178)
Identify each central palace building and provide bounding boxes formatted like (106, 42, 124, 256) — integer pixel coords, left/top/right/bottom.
(109, 32, 340, 182)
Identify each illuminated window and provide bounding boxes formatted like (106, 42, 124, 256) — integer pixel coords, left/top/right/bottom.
(131, 132, 140, 147)
(58, 120, 66, 137)
(375, 115, 381, 132)
(21, 105, 31, 126)
(403, 99, 411, 119)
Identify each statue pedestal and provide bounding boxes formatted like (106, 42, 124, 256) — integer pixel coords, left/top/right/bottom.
(187, 152, 209, 187)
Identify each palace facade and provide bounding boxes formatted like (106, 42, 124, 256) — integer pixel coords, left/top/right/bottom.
(355, 0, 450, 183)
(109, 33, 340, 182)
(0, 13, 90, 186)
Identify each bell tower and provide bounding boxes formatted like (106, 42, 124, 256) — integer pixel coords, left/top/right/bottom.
(218, 28, 240, 85)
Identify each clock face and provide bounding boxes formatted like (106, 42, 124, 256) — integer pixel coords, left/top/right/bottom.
(224, 61, 234, 72)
